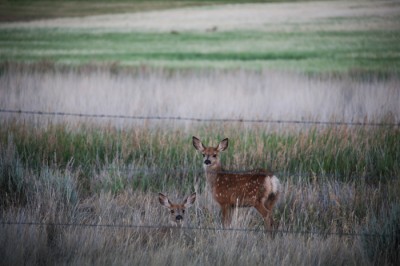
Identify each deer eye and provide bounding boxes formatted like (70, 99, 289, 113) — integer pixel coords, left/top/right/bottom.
(182, 210, 185, 213)
(202, 154, 206, 157)
(170, 210, 175, 214)
(213, 154, 217, 158)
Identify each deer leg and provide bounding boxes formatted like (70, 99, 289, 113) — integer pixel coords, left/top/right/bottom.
(254, 202, 273, 231)
(220, 205, 232, 228)
(264, 192, 279, 229)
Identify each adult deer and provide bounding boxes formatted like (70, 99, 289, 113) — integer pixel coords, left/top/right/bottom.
(192, 136, 280, 230)
(158, 192, 196, 227)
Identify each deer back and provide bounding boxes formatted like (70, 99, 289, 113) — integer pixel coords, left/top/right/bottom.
(211, 171, 276, 207)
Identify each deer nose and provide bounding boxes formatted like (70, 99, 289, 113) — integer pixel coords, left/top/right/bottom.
(204, 159, 211, 165)
(176, 215, 183, 221)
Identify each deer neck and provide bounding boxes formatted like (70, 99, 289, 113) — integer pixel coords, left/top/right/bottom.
(204, 163, 222, 187)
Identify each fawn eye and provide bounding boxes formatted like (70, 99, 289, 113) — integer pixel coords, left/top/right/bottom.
(213, 154, 217, 158)
(202, 154, 205, 157)
(170, 210, 175, 214)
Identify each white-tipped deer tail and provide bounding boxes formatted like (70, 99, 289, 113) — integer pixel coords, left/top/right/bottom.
(270, 175, 281, 195)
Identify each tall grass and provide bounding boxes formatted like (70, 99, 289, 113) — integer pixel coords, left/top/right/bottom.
(1, 64, 399, 264)
(1, 63, 399, 126)
(1, 121, 398, 192)
(0, 164, 398, 265)
(1, 131, 399, 264)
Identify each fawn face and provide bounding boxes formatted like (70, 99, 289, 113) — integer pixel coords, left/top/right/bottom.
(192, 136, 228, 170)
(158, 193, 196, 227)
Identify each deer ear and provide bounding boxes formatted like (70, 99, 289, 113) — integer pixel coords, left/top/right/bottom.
(192, 136, 205, 152)
(217, 138, 229, 152)
(183, 192, 196, 208)
(158, 193, 171, 208)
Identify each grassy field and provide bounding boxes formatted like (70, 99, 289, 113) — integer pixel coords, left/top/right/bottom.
(1, 0, 400, 265)
(1, 0, 399, 74)
(1, 29, 400, 73)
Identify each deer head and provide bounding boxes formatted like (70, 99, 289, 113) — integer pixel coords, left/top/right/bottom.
(192, 136, 228, 171)
(158, 192, 196, 227)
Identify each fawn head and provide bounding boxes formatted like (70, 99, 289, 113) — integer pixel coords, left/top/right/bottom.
(192, 136, 228, 170)
(158, 192, 196, 227)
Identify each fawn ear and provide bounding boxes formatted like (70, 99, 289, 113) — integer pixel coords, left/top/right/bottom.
(217, 138, 229, 152)
(158, 193, 172, 208)
(192, 136, 205, 152)
(183, 192, 196, 208)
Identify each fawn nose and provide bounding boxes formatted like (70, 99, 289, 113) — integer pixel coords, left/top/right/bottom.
(176, 215, 183, 221)
(204, 159, 211, 165)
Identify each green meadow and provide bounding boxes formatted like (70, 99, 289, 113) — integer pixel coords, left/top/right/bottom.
(1, 0, 400, 74)
(1, 28, 400, 73)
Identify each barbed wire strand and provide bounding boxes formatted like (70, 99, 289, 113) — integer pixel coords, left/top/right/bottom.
(0, 221, 385, 238)
(1, 109, 398, 127)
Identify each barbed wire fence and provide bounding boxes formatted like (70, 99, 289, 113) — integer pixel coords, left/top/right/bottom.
(1, 108, 399, 127)
(0, 108, 398, 239)
(0, 221, 388, 238)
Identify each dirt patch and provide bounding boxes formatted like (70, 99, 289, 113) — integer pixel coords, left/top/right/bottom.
(1, 1, 399, 32)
